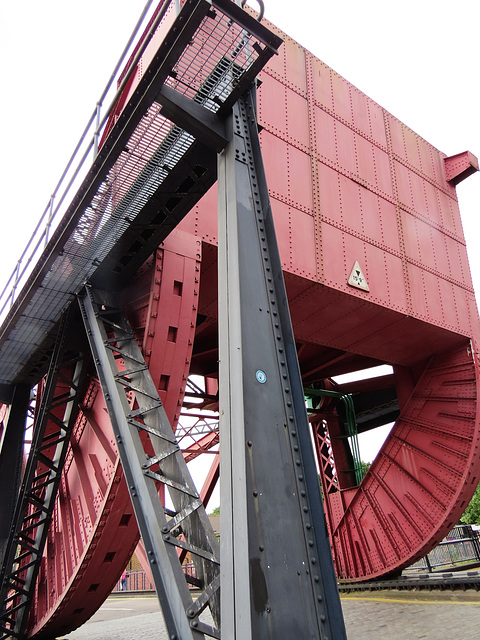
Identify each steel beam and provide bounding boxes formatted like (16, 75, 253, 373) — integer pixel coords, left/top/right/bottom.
(217, 89, 347, 639)
(0, 386, 30, 568)
(0, 314, 87, 640)
(78, 286, 220, 640)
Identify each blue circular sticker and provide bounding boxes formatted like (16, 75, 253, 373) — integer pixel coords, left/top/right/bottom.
(256, 370, 267, 384)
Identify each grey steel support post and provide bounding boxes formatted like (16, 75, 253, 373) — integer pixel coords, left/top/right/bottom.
(217, 89, 347, 639)
(78, 286, 220, 640)
(0, 386, 30, 567)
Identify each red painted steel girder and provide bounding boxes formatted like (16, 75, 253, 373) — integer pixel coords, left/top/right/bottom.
(26, 236, 213, 638)
(313, 345, 479, 578)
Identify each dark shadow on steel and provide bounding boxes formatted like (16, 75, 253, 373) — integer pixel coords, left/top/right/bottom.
(0, 312, 88, 640)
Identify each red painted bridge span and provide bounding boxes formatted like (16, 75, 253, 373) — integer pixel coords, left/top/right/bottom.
(0, 1, 479, 637)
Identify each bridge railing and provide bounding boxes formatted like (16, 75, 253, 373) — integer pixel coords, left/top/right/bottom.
(0, 0, 173, 325)
(112, 564, 197, 593)
(408, 524, 480, 572)
(113, 569, 154, 593)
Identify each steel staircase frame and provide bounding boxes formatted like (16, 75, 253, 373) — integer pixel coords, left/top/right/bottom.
(78, 285, 220, 640)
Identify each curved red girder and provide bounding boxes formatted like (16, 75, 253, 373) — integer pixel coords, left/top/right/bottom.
(26, 237, 205, 639)
(29, 381, 139, 639)
(314, 343, 480, 579)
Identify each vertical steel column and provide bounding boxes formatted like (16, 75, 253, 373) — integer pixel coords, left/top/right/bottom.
(218, 89, 347, 639)
(0, 386, 30, 567)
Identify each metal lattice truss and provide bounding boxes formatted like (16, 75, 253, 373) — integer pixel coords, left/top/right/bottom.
(78, 285, 221, 639)
(0, 315, 87, 639)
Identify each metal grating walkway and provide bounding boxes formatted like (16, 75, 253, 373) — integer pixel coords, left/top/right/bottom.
(0, 0, 281, 393)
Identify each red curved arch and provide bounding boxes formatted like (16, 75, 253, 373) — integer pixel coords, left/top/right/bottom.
(316, 343, 480, 579)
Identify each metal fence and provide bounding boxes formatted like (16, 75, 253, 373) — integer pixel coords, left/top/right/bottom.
(113, 564, 197, 593)
(408, 524, 480, 572)
(113, 526, 480, 591)
(113, 569, 154, 593)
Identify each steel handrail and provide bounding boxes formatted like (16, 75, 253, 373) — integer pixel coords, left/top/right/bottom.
(0, 0, 175, 320)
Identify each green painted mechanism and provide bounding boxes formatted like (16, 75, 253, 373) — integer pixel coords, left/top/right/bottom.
(304, 387, 364, 485)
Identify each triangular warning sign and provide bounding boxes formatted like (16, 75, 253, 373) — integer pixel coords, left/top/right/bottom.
(348, 261, 369, 292)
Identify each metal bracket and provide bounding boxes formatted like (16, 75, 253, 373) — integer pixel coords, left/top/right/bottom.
(156, 85, 229, 153)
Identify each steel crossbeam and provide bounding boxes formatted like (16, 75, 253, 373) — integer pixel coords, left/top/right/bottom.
(0, 314, 87, 640)
(217, 89, 347, 639)
(78, 285, 221, 640)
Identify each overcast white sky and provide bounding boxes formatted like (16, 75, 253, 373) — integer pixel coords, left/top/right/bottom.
(0, 0, 478, 463)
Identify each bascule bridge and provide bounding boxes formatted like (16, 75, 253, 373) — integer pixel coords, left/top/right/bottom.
(0, 1, 479, 638)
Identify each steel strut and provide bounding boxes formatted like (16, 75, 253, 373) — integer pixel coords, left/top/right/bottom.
(0, 385, 30, 569)
(0, 312, 87, 640)
(78, 285, 221, 640)
(217, 88, 347, 638)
